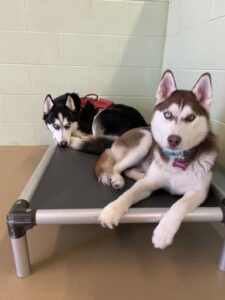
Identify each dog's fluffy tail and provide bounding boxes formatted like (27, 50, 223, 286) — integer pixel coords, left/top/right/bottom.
(70, 136, 115, 154)
(94, 149, 115, 185)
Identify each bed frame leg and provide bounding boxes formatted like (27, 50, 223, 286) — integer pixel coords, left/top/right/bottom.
(218, 238, 225, 271)
(10, 235, 31, 277)
(7, 199, 36, 277)
(218, 199, 225, 271)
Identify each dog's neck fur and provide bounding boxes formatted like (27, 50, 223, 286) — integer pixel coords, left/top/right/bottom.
(154, 130, 218, 171)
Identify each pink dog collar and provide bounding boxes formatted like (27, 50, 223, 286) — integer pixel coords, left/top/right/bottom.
(172, 158, 189, 170)
(163, 148, 195, 170)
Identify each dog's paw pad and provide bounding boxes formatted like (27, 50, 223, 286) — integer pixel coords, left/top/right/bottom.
(111, 174, 125, 190)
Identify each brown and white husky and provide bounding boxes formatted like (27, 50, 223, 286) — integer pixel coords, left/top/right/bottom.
(95, 70, 219, 249)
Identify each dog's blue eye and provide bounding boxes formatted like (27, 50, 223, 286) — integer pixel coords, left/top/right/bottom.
(64, 123, 71, 129)
(53, 124, 60, 130)
(164, 111, 173, 119)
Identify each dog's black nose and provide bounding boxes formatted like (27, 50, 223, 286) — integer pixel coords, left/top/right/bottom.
(168, 135, 181, 148)
(59, 141, 68, 147)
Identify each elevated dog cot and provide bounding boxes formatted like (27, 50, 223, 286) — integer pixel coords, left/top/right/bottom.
(7, 142, 225, 277)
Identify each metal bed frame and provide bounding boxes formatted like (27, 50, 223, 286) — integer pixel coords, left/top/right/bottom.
(6, 142, 225, 277)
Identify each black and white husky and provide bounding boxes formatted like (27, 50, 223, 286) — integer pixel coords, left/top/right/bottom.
(95, 70, 219, 249)
(43, 93, 147, 148)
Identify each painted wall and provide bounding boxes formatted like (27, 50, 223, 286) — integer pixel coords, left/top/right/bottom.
(0, 0, 168, 144)
(163, 0, 225, 167)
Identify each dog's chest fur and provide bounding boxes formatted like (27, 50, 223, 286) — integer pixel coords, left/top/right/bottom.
(145, 134, 218, 195)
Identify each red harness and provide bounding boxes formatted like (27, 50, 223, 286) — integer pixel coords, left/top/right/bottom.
(80, 94, 114, 111)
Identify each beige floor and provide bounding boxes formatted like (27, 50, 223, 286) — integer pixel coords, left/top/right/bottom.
(0, 146, 225, 300)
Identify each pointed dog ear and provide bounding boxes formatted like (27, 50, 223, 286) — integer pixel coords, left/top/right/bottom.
(192, 73, 212, 111)
(65, 94, 76, 111)
(43, 95, 54, 114)
(155, 70, 177, 105)
(67, 93, 80, 112)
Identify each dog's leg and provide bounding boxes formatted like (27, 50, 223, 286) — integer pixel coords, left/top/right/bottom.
(110, 151, 147, 189)
(125, 168, 145, 181)
(99, 171, 162, 228)
(110, 131, 152, 189)
(95, 149, 114, 186)
(152, 189, 208, 249)
(95, 147, 143, 188)
(110, 152, 143, 189)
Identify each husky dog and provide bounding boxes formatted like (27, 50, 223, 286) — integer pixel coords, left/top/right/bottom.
(43, 93, 147, 148)
(95, 70, 218, 249)
(43, 93, 82, 147)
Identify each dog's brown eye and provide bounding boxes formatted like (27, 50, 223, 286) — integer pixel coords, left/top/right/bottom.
(186, 114, 196, 122)
(53, 124, 60, 130)
(164, 111, 173, 119)
(64, 123, 71, 129)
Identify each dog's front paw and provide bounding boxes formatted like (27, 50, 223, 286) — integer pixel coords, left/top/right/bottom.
(110, 173, 125, 189)
(98, 202, 128, 229)
(69, 137, 82, 149)
(152, 216, 180, 249)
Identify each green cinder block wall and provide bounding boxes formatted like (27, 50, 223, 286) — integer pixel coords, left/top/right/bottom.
(163, 0, 225, 167)
(0, 0, 224, 168)
(0, 0, 168, 144)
